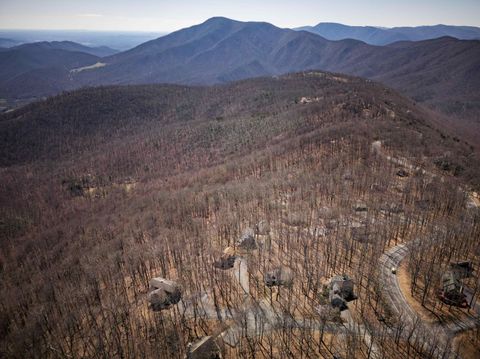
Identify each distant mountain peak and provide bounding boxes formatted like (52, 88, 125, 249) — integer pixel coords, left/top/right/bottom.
(295, 22, 480, 45)
(200, 16, 280, 29)
(203, 16, 239, 24)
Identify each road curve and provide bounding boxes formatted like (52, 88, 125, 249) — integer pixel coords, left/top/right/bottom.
(378, 243, 480, 358)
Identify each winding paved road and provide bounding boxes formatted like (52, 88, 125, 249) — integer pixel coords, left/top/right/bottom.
(379, 243, 480, 358)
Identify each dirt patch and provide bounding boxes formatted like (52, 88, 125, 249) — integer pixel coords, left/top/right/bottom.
(467, 191, 480, 208)
(453, 331, 480, 359)
(70, 62, 107, 73)
(397, 261, 437, 323)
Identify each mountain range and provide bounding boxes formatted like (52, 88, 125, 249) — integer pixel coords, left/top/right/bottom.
(295, 23, 480, 45)
(0, 42, 102, 102)
(0, 41, 117, 83)
(0, 17, 479, 134)
(0, 30, 166, 51)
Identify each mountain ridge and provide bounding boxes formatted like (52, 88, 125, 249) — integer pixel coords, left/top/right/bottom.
(2, 71, 477, 185)
(296, 22, 480, 45)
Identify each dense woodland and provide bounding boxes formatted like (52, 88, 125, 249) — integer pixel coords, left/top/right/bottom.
(0, 72, 479, 358)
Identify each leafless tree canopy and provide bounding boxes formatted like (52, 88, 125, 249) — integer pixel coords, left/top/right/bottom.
(0, 72, 479, 358)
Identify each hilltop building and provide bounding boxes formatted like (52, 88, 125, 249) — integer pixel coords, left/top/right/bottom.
(186, 336, 222, 359)
(236, 228, 256, 250)
(147, 277, 182, 311)
(438, 266, 471, 307)
(328, 275, 355, 311)
(213, 247, 236, 270)
(450, 261, 474, 279)
(264, 266, 293, 287)
(255, 220, 270, 235)
(439, 271, 466, 306)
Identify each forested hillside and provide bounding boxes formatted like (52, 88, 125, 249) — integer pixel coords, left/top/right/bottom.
(0, 72, 479, 358)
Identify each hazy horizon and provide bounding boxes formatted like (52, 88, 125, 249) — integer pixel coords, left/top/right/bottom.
(1, 0, 479, 32)
(1, 18, 480, 34)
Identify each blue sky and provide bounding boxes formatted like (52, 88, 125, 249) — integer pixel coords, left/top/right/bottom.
(0, 0, 479, 31)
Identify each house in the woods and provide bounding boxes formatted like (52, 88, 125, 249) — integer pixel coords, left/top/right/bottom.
(438, 262, 473, 307)
(380, 202, 404, 215)
(330, 275, 355, 300)
(264, 266, 293, 287)
(186, 336, 222, 359)
(147, 277, 182, 311)
(396, 169, 409, 177)
(236, 228, 256, 250)
(213, 247, 236, 270)
(255, 220, 270, 235)
(353, 201, 368, 212)
(330, 293, 348, 311)
(329, 274, 355, 311)
(450, 261, 474, 279)
(438, 271, 468, 307)
(299, 96, 321, 104)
